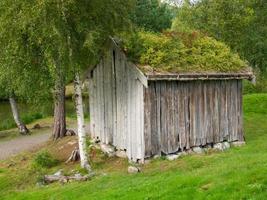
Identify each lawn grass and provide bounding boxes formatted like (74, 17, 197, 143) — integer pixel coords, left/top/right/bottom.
(0, 117, 78, 142)
(0, 94, 266, 200)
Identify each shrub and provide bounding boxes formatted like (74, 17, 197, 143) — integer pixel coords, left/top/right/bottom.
(243, 73, 267, 94)
(21, 112, 43, 124)
(33, 150, 58, 168)
(0, 119, 16, 131)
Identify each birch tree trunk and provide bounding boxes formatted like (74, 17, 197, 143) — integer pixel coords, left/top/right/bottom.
(52, 65, 67, 140)
(74, 72, 92, 173)
(9, 97, 29, 135)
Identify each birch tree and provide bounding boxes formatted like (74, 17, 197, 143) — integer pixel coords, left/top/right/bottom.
(9, 97, 29, 135)
(0, 0, 134, 170)
(73, 72, 91, 172)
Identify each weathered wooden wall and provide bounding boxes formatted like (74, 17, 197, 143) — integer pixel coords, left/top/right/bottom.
(144, 80, 243, 157)
(88, 41, 147, 162)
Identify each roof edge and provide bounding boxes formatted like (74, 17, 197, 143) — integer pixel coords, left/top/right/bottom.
(147, 72, 254, 81)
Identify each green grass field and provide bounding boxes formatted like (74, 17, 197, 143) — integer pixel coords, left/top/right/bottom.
(0, 94, 266, 200)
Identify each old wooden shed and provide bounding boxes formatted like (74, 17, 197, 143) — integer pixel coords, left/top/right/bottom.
(87, 39, 253, 162)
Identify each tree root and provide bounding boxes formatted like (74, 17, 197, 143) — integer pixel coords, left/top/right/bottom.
(65, 147, 80, 163)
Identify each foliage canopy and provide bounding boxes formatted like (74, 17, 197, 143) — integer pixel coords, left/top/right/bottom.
(173, 0, 267, 73)
(130, 0, 174, 32)
(0, 0, 134, 101)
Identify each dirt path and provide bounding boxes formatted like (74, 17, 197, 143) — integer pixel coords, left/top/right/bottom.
(0, 124, 91, 160)
(0, 131, 51, 160)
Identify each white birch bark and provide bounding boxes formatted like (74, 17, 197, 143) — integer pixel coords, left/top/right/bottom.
(74, 72, 92, 173)
(9, 97, 29, 134)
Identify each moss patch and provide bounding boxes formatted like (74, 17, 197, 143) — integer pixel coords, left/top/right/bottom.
(121, 31, 248, 73)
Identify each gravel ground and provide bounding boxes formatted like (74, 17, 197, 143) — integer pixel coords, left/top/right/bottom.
(0, 124, 90, 160)
(0, 131, 51, 160)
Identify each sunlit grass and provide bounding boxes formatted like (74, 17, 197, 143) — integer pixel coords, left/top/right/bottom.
(0, 94, 266, 200)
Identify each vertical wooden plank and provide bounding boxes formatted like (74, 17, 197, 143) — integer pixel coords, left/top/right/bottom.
(132, 78, 138, 162)
(118, 50, 126, 149)
(156, 82, 162, 154)
(139, 82, 145, 162)
(219, 80, 229, 141)
(160, 81, 168, 154)
(196, 81, 203, 146)
(227, 80, 233, 141)
(126, 62, 132, 159)
(122, 53, 129, 150)
(107, 50, 114, 144)
(136, 80, 141, 160)
(228, 80, 238, 141)
(112, 48, 118, 147)
(151, 82, 161, 155)
(169, 82, 179, 153)
(189, 82, 196, 147)
(210, 81, 220, 143)
(184, 82, 190, 149)
(88, 74, 95, 138)
(206, 81, 213, 144)
(115, 48, 121, 148)
(94, 62, 100, 140)
(143, 87, 150, 156)
(237, 80, 244, 141)
(233, 80, 239, 141)
(100, 59, 105, 143)
(103, 55, 108, 144)
(214, 81, 220, 143)
(103, 50, 114, 144)
(177, 82, 186, 149)
(202, 81, 208, 146)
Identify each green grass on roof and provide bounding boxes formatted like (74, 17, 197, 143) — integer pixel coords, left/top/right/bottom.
(121, 31, 248, 73)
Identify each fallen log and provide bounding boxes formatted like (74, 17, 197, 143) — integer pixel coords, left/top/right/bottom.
(44, 174, 89, 184)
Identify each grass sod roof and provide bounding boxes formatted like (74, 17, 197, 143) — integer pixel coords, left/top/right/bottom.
(119, 31, 253, 79)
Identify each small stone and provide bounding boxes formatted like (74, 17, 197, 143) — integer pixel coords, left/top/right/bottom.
(54, 169, 63, 176)
(59, 177, 68, 184)
(192, 147, 204, 154)
(231, 141, 246, 147)
(115, 150, 127, 158)
(66, 129, 76, 136)
(180, 151, 188, 156)
(205, 144, 213, 149)
(67, 141, 77, 146)
(21, 156, 27, 161)
(7, 162, 15, 168)
(202, 147, 209, 153)
(128, 166, 140, 174)
(186, 149, 194, 154)
(223, 142, 230, 150)
(144, 159, 151, 164)
(100, 144, 115, 157)
(213, 143, 224, 151)
(166, 154, 181, 161)
(153, 155, 160, 159)
(36, 182, 45, 187)
(74, 173, 82, 178)
(90, 138, 100, 144)
(137, 159, 145, 164)
(32, 124, 41, 129)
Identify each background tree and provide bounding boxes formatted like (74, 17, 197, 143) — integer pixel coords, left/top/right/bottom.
(173, 0, 267, 73)
(131, 0, 175, 32)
